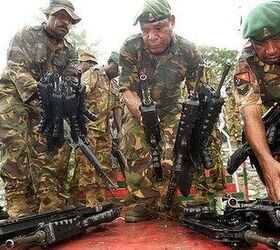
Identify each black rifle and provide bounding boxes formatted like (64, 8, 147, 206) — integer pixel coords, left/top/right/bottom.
(64, 120, 117, 190)
(180, 197, 280, 249)
(192, 62, 231, 169)
(164, 64, 204, 210)
(111, 138, 127, 179)
(227, 101, 280, 179)
(139, 74, 163, 182)
(0, 202, 120, 249)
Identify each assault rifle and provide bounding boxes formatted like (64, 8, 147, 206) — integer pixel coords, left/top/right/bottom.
(139, 74, 163, 182)
(165, 63, 231, 210)
(37, 61, 116, 190)
(192, 61, 231, 169)
(180, 197, 280, 249)
(227, 101, 280, 179)
(0, 202, 120, 249)
(164, 64, 203, 210)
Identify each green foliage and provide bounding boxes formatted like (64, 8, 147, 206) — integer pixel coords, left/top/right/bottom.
(67, 26, 101, 59)
(198, 46, 239, 87)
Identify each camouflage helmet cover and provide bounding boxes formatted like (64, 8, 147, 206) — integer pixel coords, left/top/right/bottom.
(79, 51, 98, 64)
(42, 0, 81, 25)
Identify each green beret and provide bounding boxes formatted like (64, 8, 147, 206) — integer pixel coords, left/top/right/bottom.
(242, 0, 280, 42)
(133, 0, 171, 26)
(109, 51, 120, 65)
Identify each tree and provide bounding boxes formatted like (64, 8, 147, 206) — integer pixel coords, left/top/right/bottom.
(198, 46, 239, 88)
(67, 26, 101, 60)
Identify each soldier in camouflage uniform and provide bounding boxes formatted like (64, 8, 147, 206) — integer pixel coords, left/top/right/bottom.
(223, 86, 242, 145)
(119, 0, 225, 222)
(0, 0, 80, 218)
(234, 1, 280, 200)
(79, 51, 98, 73)
(70, 52, 122, 207)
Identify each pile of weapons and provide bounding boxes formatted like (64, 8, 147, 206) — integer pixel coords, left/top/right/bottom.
(179, 196, 280, 249)
(0, 202, 120, 249)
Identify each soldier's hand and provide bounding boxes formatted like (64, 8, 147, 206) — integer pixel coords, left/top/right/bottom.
(262, 158, 280, 200)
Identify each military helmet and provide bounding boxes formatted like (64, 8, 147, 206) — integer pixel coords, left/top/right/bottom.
(133, 0, 171, 25)
(242, 0, 280, 42)
(42, 0, 81, 25)
(79, 51, 98, 64)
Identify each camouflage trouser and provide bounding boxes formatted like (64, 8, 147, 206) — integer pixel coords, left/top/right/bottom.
(120, 112, 180, 201)
(226, 117, 242, 143)
(71, 129, 113, 198)
(0, 88, 30, 200)
(193, 127, 226, 193)
(0, 88, 71, 202)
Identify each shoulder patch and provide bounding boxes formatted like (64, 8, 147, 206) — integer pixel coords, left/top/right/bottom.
(234, 72, 250, 96)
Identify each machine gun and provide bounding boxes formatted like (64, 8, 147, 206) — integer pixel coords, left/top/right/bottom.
(180, 197, 280, 249)
(139, 74, 163, 182)
(164, 64, 203, 210)
(227, 101, 280, 179)
(0, 202, 120, 249)
(192, 61, 231, 169)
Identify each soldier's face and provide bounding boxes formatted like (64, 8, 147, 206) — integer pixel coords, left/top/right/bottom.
(140, 16, 175, 55)
(105, 59, 119, 79)
(46, 10, 73, 38)
(80, 61, 96, 73)
(252, 35, 280, 65)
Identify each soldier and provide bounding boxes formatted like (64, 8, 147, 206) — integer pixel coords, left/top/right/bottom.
(223, 86, 242, 145)
(234, 1, 280, 200)
(70, 52, 122, 207)
(119, 0, 225, 222)
(0, 0, 80, 218)
(79, 51, 98, 73)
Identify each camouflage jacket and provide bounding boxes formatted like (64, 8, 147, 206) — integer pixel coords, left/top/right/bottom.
(4, 23, 78, 103)
(81, 66, 121, 133)
(234, 41, 280, 109)
(119, 33, 204, 118)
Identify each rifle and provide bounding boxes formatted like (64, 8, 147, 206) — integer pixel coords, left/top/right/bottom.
(111, 138, 127, 179)
(0, 202, 120, 249)
(37, 65, 115, 190)
(227, 101, 280, 177)
(164, 64, 203, 210)
(64, 120, 117, 190)
(180, 197, 280, 249)
(192, 61, 231, 169)
(139, 74, 163, 182)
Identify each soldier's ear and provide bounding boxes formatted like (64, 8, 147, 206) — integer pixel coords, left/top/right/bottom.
(169, 15, 175, 28)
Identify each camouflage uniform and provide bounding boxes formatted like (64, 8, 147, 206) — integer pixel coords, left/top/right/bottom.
(223, 91, 242, 144)
(119, 33, 225, 212)
(71, 65, 121, 206)
(234, 41, 280, 109)
(0, 23, 78, 217)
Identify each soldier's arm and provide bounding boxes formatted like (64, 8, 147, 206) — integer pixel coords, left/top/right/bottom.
(242, 104, 280, 200)
(7, 29, 38, 103)
(119, 42, 142, 121)
(234, 60, 280, 200)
